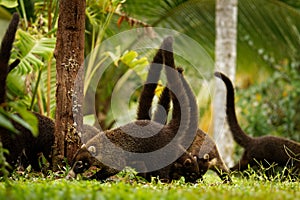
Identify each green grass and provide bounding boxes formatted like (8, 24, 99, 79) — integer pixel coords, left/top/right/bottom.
(0, 171, 299, 200)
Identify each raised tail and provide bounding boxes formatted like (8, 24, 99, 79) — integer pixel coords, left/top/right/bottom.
(0, 13, 20, 104)
(177, 67, 199, 148)
(136, 41, 164, 120)
(163, 36, 198, 145)
(214, 72, 252, 148)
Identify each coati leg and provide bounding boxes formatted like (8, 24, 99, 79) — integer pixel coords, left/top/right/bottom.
(230, 151, 251, 171)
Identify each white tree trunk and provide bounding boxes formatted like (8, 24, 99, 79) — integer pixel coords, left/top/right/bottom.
(213, 0, 238, 167)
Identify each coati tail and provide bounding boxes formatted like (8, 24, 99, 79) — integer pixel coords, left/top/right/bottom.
(136, 43, 164, 120)
(162, 37, 198, 144)
(162, 37, 185, 128)
(0, 13, 19, 104)
(214, 72, 252, 148)
(177, 67, 199, 147)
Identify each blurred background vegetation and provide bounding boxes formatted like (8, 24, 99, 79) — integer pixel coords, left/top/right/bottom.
(0, 0, 299, 141)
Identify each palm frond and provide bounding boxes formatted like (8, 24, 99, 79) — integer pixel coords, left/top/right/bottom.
(123, 0, 300, 75)
(12, 29, 55, 74)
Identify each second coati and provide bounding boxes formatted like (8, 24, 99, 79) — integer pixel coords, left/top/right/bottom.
(135, 37, 200, 182)
(214, 72, 300, 174)
(138, 66, 231, 182)
(67, 37, 199, 181)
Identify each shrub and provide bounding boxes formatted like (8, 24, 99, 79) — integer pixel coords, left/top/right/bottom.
(237, 62, 300, 141)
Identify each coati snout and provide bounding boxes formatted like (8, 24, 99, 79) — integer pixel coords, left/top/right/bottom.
(67, 146, 98, 179)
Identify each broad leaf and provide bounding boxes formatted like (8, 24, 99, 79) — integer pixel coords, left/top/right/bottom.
(0, 109, 19, 133)
(12, 30, 56, 74)
(8, 102, 39, 137)
(0, 0, 18, 8)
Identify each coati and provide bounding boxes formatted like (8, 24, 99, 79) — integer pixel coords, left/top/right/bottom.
(0, 13, 54, 172)
(137, 40, 199, 182)
(174, 69, 231, 182)
(135, 37, 200, 182)
(67, 36, 199, 181)
(138, 65, 231, 182)
(214, 71, 300, 174)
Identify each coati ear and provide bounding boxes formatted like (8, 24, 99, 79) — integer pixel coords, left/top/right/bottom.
(183, 158, 192, 167)
(81, 144, 86, 148)
(203, 153, 209, 160)
(87, 146, 96, 156)
(193, 156, 197, 161)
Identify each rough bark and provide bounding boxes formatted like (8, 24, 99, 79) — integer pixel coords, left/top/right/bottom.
(53, 0, 86, 170)
(213, 0, 238, 167)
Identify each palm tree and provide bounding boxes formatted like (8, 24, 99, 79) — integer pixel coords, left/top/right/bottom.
(213, 0, 238, 167)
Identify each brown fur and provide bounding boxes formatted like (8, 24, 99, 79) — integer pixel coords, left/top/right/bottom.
(0, 112, 55, 171)
(151, 69, 231, 182)
(67, 37, 199, 182)
(135, 38, 200, 182)
(214, 72, 300, 174)
(0, 13, 19, 104)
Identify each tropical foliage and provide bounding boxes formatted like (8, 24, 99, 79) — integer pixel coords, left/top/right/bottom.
(237, 62, 300, 141)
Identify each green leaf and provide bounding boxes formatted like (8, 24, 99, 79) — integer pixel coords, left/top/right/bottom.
(0, 109, 19, 134)
(12, 30, 56, 74)
(0, 0, 18, 8)
(8, 103, 39, 137)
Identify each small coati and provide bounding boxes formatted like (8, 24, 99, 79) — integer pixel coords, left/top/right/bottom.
(138, 63, 231, 182)
(214, 72, 300, 174)
(67, 37, 199, 181)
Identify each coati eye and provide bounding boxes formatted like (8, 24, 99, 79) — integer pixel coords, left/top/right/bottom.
(87, 146, 96, 156)
(203, 154, 209, 160)
(76, 161, 83, 168)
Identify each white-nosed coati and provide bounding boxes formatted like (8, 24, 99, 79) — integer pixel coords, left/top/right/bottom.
(67, 36, 199, 182)
(0, 13, 55, 172)
(214, 72, 300, 174)
(138, 64, 231, 182)
(135, 37, 200, 182)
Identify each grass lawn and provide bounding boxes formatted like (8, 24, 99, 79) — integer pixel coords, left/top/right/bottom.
(0, 171, 299, 200)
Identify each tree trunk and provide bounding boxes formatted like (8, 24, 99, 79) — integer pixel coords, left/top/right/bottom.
(213, 0, 238, 167)
(52, 0, 86, 170)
